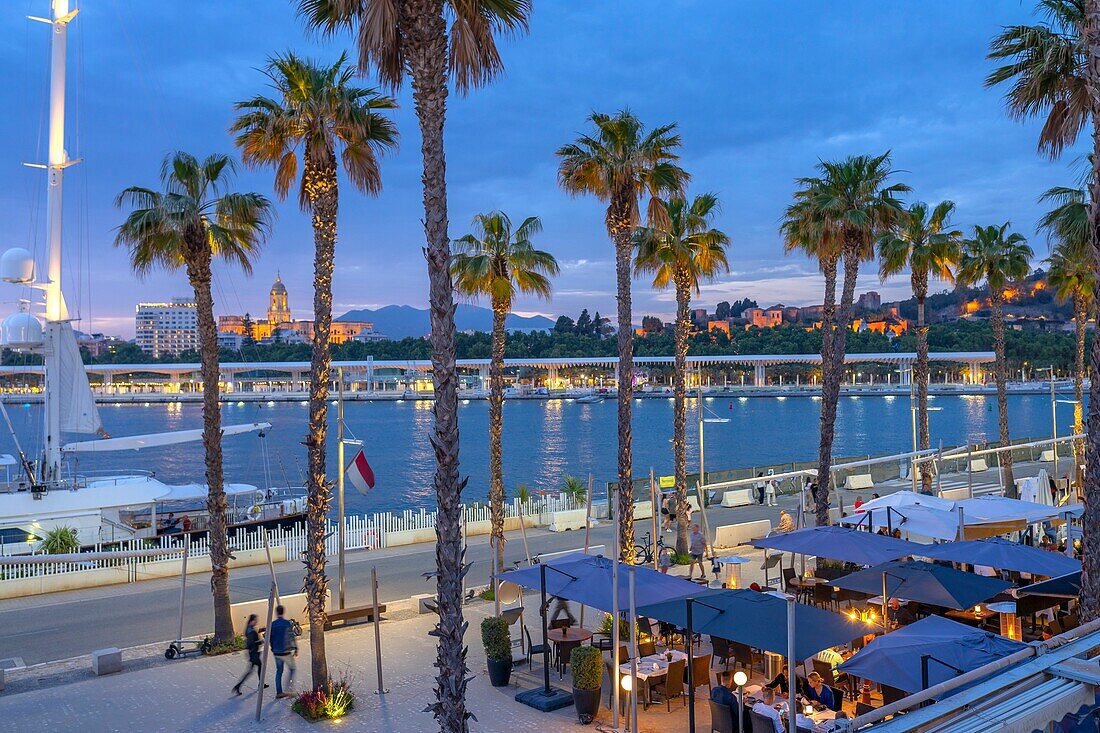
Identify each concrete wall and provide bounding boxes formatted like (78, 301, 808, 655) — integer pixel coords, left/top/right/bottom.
(230, 590, 328, 635)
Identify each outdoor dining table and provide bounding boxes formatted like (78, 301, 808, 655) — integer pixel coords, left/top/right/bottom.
(547, 627, 593, 676)
(944, 607, 997, 626)
(619, 649, 688, 708)
(743, 685, 837, 727)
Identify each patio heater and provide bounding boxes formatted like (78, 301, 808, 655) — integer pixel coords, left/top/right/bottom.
(988, 601, 1022, 641)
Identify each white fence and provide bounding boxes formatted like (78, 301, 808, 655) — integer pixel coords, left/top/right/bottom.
(0, 492, 588, 583)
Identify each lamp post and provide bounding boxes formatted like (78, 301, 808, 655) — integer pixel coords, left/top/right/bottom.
(902, 366, 941, 492)
(733, 669, 748, 733)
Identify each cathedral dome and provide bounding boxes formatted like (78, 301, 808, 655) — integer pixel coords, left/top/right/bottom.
(270, 274, 287, 296)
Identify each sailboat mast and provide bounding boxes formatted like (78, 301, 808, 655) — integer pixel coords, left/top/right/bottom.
(41, 0, 77, 482)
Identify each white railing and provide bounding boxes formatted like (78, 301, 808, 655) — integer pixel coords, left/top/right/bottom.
(0, 492, 588, 583)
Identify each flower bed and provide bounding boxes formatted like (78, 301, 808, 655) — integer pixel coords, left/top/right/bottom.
(292, 681, 355, 722)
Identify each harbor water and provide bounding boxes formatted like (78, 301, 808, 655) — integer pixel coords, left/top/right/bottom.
(0, 393, 1073, 514)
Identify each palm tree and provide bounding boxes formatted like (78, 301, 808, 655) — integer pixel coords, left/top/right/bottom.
(231, 52, 397, 690)
(1039, 185, 1094, 474)
(556, 110, 689, 562)
(451, 212, 557, 576)
(783, 153, 908, 525)
(115, 152, 273, 643)
(297, 3, 530, 726)
(878, 202, 962, 493)
(781, 194, 842, 399)
(986, 0, 1100, 620)
(634, 194, 730, 554)
(957, 224, 1033, 496)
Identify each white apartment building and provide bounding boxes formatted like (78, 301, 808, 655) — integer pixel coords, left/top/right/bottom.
(135, 298, 199, 358)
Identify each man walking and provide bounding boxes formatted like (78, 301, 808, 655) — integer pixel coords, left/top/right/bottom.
(231, 614, 266, 696)
(687, 524, 707, 581)
(270, 605, 297, 699)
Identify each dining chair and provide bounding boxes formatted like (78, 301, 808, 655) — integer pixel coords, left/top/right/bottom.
(710, 636, 732, 670)
(690, 653, 712, 697)
(881, 683, 907, 707)
(856, 701, 876, 717)
(708, 700, 734, 733)
(638, 639, 657, 658)
(750, 710, 778, 733)
(650, 659, 686, 711)
(523, 626, 548, 672)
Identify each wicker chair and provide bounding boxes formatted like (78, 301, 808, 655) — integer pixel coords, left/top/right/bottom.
(650, 659, 687, 711)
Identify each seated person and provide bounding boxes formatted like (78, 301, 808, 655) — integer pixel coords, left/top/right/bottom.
(161, 512, 179, 532)
(751, 686, 785, 733)
(764, 662, 789, 694)
(711, 670, 736, 707)
(804, 671, 836, 711)
(889, 598, 916, 627)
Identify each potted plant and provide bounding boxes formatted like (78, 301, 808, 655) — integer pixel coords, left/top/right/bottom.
(481, 616, 512, 687)
(570, 645, 603, 724)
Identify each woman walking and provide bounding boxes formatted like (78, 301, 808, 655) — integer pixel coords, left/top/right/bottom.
(232, 614, 265, 695)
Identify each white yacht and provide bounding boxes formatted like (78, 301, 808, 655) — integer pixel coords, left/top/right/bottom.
(0, 1, 305, 555)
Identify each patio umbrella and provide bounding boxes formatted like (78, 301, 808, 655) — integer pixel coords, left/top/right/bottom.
(917, 537, 1080, 578)
(638, 587, 870, 733)
(749, 525, 923, 566)
(498, 552, 700, 613)
(637, 587, 870, 660)
(498, 553, 700, 704)
(1019, 570, 1081, 598)
(828, 560, 1011, 610)
(838, 615, 1026, 693)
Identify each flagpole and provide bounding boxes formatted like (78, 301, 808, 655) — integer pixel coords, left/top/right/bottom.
(338, 367, 346, 611)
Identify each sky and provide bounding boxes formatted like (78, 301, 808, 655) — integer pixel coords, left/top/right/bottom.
(0, 1, 1082, 338)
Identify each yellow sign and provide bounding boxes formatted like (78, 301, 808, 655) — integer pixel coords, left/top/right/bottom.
(659, 475, 675, 489)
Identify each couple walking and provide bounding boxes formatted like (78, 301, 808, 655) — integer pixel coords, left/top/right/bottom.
(231, 605, 299, 699)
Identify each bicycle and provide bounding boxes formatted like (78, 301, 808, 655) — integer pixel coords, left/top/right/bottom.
(632, 531, 667, 566)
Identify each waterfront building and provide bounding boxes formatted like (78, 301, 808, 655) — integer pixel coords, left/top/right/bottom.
(217, 275, 388, 346)
(135, 298, 198, 358)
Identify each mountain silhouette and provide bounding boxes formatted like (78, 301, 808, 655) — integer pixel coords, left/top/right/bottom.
(338, 304, 555, 339)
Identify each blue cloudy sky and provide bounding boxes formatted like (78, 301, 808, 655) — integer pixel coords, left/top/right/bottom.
(0, 1, 1081, 337)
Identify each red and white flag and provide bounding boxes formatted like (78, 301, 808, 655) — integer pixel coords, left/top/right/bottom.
(345, 448, 375, 495)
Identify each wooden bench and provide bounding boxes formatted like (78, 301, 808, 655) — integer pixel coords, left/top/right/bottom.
(324, 603, 387, 630)
(843, 473, 874, 491)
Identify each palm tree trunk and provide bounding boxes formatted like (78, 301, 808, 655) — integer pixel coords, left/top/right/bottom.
(990, 293, 1015, 495)
(183, 238, 233, 643)
(1081, 39, 1100, 619)
(816, 243, 858, 526)
(488, 304, 507, 574)
(303, 156, 339, 690)
(913, 275, 933, 494)
(819, 253, 839, 377)
(404, 2, 469, 728)
(1073, 293, 1086, 484)
(672, 272, 690, 555)
(609, 195, 635, 563)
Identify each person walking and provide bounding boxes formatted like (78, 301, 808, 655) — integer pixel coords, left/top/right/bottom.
(270, 605, 297, 699)
(765, 477, 778, 506)
(687, 524, 707, 581)
(755, 472, 766, 505)
(231, 614, 266, 696)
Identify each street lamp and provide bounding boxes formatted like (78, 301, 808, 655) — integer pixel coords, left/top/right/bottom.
(901, 367, 941, 491)
(733, 669, 748, 733)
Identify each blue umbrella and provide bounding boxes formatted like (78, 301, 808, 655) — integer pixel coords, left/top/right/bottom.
(749, 525, 923, 566)
(828, 560, 1011, 610)
(499, 553, 700, 613)
(499, 553, 700, 704)
(1020, 570, 1080, 598)
(917, 537, 1080, 577)
(636, 588, 871, 660)
(838, 615, 1027, 693)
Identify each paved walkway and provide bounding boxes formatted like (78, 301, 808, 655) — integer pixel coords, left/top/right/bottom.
(0, 597, 724, 733)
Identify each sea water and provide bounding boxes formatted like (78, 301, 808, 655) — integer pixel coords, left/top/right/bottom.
(0, 393, 1070, 514)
